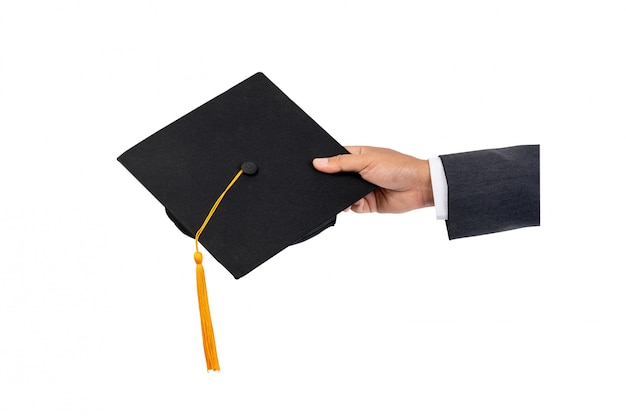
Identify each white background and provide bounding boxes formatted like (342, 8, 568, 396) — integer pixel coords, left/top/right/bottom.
(1, 1, 625, 415)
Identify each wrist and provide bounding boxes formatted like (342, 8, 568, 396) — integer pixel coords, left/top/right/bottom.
(419, 159, 434, 208)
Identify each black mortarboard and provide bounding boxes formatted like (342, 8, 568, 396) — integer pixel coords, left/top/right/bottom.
(118, 72, 375, 279)
(118, 73, 376, 371)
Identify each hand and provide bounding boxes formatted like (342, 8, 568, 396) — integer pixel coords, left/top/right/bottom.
(313, 146, 434, 213)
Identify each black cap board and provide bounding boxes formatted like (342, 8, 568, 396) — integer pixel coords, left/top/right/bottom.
(118, 72, 376, 279)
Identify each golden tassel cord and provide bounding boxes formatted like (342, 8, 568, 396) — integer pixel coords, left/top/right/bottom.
(194, 169, 243, 372)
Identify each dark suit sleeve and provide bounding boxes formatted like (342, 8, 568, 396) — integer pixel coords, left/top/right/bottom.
(439, 145, 540, 239)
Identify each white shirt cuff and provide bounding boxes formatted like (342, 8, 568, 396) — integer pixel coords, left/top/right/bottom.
(428, 157, 448, 220)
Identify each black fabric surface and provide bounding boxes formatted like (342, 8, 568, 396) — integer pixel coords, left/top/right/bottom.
(118, 73, 376, 278)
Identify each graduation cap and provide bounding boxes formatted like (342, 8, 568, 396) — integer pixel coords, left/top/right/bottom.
(118, 72, 376, 370)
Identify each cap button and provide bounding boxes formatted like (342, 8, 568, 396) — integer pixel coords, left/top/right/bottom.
(241, 162, 258, 175)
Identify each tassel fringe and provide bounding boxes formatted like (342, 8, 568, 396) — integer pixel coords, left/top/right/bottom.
(195, 251, 220, 371)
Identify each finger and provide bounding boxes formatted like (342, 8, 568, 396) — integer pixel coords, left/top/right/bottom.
(313, 146, 378, 172)
(343, 146, 365, 155)
(312, 153, 371, 174)
(347, 198, 364, 212)
(344, 146, 382, 155)
(350, 199, 369, 213)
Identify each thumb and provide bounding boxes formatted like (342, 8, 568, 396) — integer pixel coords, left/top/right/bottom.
(312, 153, 370, 174)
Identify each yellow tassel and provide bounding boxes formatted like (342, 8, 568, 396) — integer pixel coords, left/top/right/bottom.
(195, 251, 220, 371)
(193, 169, 243, 372)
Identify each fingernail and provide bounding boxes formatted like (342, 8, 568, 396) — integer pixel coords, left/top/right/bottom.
(313, 158, 329, 167)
